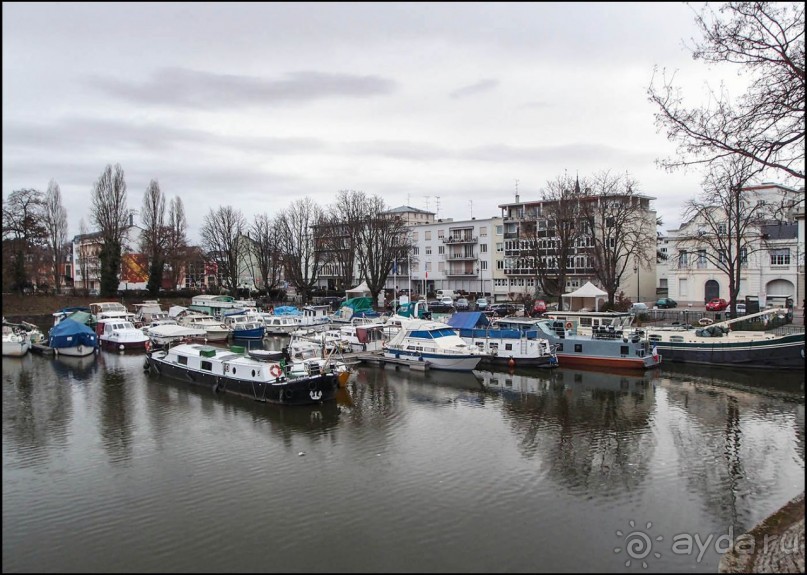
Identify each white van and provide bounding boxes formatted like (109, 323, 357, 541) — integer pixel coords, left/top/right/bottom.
(436, 290, 458, 301)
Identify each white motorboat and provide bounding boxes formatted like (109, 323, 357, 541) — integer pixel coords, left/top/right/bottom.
(383, 318, 484, 371)
(98, 319, 151, 352)
(2, 324, 31, 357)
(178, 313, 231, 341)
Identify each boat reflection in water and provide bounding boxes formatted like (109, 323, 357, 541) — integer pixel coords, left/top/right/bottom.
(51, 353, 100, 382)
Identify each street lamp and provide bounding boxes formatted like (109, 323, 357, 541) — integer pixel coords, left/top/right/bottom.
(633, 259, 640, 303)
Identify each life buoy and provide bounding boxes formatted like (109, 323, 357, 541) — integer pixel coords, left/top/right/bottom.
(269, 364, 283, 378)
(565, 322, 573, 330)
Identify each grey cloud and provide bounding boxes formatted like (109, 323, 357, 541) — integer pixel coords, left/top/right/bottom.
(450, 79, 499, 100)
(86, 68, 398, 109)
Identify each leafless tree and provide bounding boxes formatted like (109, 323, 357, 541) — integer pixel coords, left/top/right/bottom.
(276, 197, 324, 304)
(317, 190, 369, 291)
(249, 213, 283, 293)
(518, 174, 587, 308)
(675, 156, 770, 315)
(582, 171, 657, 306)
(649, 2, 805, 183)
(42, 179, 69, 294)
(353, 195, 414, 303)
(164, 197, 187, 290)
(90, 163, 132, 296)
(200, 205, 246, 296)
(139, 179, 166, 295)
(2, 188, 46, 293)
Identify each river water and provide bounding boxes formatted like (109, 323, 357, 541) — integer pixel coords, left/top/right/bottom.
(2, 337, 804, 573)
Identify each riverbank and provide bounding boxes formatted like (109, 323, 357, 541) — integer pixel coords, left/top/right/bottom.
(1, 293, 191, 325)
(719, 492, 805, 573)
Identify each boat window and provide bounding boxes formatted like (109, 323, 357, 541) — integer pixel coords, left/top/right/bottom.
(580, 318, 592, 327)
(556, 343, 563, 352)
(620, 346, 629, 355)
(505, 343, 513, 351)
(201, 361, 212, 371)
(178, 356, 188, 365)
(232, 368, 237, 374)
(670, 336, 685, 343)
(648, 335, 662, 342)
(574, 344, 582, 353)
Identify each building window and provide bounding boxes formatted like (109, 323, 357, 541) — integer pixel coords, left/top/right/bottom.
(679, 278, 688, 297)
(678, 250, 688, 268)
(496, 242, 503, 253)
(425, 231, 432, 240)
(495, 225, 503, 235)
(718, 249, 727, 264)
(718, 223, 727, 235)
(740, 247, 748, 265)
(480, 244, 488, 253)
(438, 229, 444, 238)
(480, 226, 487, 237)
(438, 246, 444, 255)
(425, 246, 432, 255)
(697, 250, 707, 269)
(770, 249, 790, 266)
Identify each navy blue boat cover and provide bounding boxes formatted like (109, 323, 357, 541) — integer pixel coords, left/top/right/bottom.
(446, 312, 490, 330)
(49, 318, 98, 349)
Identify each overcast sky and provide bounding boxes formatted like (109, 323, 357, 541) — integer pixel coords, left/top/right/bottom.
(4, 2, 749, 242)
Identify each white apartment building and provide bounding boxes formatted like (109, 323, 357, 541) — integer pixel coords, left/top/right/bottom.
(385, 215, 504, 300)
(663, 182, 803, 307)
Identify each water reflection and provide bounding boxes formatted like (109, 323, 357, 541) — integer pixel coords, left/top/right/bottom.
(474, 366, 658, 497)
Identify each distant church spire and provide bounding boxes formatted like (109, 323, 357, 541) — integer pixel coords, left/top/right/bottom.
(574, 173, 581, 195)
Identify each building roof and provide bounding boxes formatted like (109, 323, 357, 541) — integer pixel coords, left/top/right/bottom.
(385, 205, 435, 215)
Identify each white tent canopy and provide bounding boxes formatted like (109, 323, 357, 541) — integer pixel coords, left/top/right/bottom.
(345, 281, 371, 298)
(561, 281, 607, 311)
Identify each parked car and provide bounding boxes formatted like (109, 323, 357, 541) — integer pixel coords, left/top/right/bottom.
(631, 302, 649, 313)
(428, 300, 454, 313)
(475, 297, 489, 310)
(531, 300, 548, 317)
(439, 296, 454, 306)
(706, 297, 729, 311)
(455, 297, 470, 311)
(490, 303, 518, 317)
(655, 297, 677, 309)
(734, 302, 747, 315)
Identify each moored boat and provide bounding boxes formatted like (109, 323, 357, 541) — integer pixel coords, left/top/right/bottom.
(525, 318, 661, 370)
(48, 318, 98, 357)
(636, 308, 804, 369)
(2, 324, 31, 357)
(98, 319, 151, 352)
(383, 318, 485, 371)
(447, 311, 558, 368)
(145, 343, 339, 405)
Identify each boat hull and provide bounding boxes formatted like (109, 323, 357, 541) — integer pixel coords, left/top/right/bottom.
(652, 334, 804, 369)
(383, 348, 482, 371)
(100, 338, 149, 352)
(2, 340, 30, 357)
(146, 354, 339, 406)
(552, 352, 660, 370)
(53, 345, 97, 357)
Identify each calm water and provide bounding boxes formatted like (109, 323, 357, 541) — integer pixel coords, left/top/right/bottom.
(2, 337, 804, 573)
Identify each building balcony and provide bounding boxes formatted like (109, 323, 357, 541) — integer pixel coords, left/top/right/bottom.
(443, 236, 477, 244)
(445, 270, 479, 277)
(446, 254, 478, 261)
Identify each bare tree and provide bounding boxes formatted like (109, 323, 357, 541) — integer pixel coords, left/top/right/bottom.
(675, 156, 769, 315)
(354, 195, 414, 303)
(164, 197, 187, 290)
(42, 179, 69, 294)
(200, 205, 246, 296)
(649, 2, 805, 182)
(90, 163, 132, 296)
(140, 179, 166, 295)
(317, 190, 369, 291)
(249, 213, 283, 293)
(2, 188, 46, 293)
(582, 172, 657, 306)
(519, 174, 587, 308)
(276, 197, 324, 304)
